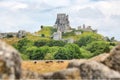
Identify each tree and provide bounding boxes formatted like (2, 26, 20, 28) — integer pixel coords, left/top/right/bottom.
(105, 37, 116, 42)
(44, 46, 59, 60)
(26, 46, 38, 59)
(85, 41, 110, 57)
(47, 40, 66, 47)
(54, 43, 81, 59)
(111, 37, 115, 41)
(41, 34, 45, 37)
(80, 48, 92, 58)
(26, 46, 49, 60)
(41, 25, 43, 29)
(54, 48, 69, 59)
(34, 39, 48, 47)
(64, 43, 81, 59)
(14, 38, 33, 54)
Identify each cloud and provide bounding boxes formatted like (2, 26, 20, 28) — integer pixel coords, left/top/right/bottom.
(0, 1, 28, 11)
(0, 0, 120, 40)
(77, 7, 104, 19)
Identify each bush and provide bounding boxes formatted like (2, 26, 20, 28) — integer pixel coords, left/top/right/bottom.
(41, 34, 45, 37)
(80, 48, 92, 58)
(26, 46, 49, 60)
(54, 43, 81, 59)
(54, 48, 69, 59)
(44, 46, 59, 60)
(47, 40, 66, 47)
(41, 25, 43, 29)
(85, 41, 110, 57)
(14, 38, 33, 54)
(34, 39, 48, 47)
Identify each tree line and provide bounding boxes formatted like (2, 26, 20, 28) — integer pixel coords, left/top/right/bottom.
(13, 32, 116, 60)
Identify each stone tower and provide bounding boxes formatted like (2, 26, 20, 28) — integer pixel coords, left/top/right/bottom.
(54, 13, 71, 32)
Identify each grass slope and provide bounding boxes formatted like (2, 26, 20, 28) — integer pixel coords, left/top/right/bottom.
(0, 37, 20, 45)
(35, 26, 54, 38)
(22, 60, 69, 74)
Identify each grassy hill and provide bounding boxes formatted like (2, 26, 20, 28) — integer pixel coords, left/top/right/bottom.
(35, 26, 56, 38)
(62, 31, 81, 41)
(1, 26, 117, 60)
(1, 26, 55, 44)
(0, 37, 20, 45)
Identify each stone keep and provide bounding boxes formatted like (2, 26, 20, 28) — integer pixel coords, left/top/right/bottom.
(54, 13, 71, 32)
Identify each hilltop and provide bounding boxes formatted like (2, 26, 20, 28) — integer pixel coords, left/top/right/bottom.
(0, 25, 117, 60)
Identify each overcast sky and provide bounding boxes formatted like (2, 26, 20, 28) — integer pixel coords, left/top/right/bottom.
(0, 0, 120, 40)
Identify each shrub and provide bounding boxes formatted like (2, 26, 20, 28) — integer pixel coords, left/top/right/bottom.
(47, 40, 66, 47)
(26, 46, 49, 60)
(34, 39, 48, 47)
(85, 41, 110, 57)
(54, 43, 81, 59)
(80, 48, 92, 58)
(14, 38, 33, 54)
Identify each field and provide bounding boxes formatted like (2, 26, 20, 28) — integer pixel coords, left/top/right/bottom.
(22, 60, 69, 74)
(21, 53, 109, 74)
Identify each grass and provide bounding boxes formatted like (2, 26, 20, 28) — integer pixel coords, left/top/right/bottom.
(25, 32, 42, 41)
(0, 37, 20, 45)
(22, 60, 69, 74)
(35, 26, 53, 38)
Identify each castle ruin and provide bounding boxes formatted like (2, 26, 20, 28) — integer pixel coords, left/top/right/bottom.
(78, 24, 97, 33)
(54, 13, 71, 33)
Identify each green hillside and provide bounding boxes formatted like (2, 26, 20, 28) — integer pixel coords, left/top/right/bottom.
(35, 26, 56, 38)
(2, 26, 118, 60)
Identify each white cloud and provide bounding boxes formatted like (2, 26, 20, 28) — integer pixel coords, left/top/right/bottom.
(0, 0, 120, 40)
(0, 1, 28, 11)
(95, 0, 120, 16)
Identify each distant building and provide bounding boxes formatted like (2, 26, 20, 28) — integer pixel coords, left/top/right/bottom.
(78, 24, 97, 33)
(54, 13, 71, 33)
(53, 30, 62, 40)
(0, 30, 26, 38)
(17, 30, 26, 38)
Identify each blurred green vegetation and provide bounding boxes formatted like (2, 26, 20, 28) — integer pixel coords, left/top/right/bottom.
(3, 26, 117, 60)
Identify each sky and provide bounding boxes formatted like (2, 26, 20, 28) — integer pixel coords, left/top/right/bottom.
(0, 0, 120, 40)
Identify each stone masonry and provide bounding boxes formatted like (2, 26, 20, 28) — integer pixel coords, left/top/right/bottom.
(54, 13, 71, 33)
(78, 24, 97, 33)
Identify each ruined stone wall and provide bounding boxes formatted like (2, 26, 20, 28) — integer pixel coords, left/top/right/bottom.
(78, 24, 97, 33)
(54, 13, 71, 32)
